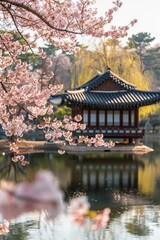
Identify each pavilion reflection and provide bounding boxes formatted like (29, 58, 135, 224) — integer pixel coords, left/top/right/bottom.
(0, 151, 155, 209)
(68, 153, 144, 192)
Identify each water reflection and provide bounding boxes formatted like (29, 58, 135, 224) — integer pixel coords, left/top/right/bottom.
(0, 150, 159, 205)
(106, 205, 160, 240)
(70, 154, 143, 191)
(1, 139, 160, 239)
(0, 153, 27, 182)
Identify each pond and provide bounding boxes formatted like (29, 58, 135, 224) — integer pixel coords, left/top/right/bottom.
(0, 138, 160, 240)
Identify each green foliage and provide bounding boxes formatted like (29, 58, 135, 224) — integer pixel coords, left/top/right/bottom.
(41, 44, 59, 56)
(53, 106, 71, 119)
(2, 221, 32, 240)
(142, 46, 160, 87)
(128, 32, 155, 54)
(139, 104, 160, 120)
(0, 155, 5, 162)
(150, 118, 160, 127)
(127, 32, 160, 89)
(42, 44, 74, 60)
(126, 221, 150, 236)
(18, 52, 41, 70)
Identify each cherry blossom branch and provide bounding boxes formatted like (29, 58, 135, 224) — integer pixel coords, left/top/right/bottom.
(0, 81, 40, 124)
(0, 0, 86, 34)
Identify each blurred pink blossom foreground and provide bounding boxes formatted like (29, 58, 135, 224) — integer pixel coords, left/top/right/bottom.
(0, 170, 110, 234)
(0, 170, 64, 221)
(69, 196, 110, 231)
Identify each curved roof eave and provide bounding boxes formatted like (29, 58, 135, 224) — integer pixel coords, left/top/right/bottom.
(64, 89, 160, 108)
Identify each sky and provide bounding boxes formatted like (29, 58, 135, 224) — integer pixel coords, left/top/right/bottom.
(93, 0, 160, 46)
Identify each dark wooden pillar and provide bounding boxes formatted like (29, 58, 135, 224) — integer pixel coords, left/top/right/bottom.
(135, 108, 139, 127)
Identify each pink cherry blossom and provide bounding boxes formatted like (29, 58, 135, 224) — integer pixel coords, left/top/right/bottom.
(63, 115, 72, 123)
(11, 156, 29, 166)
(78, 135, 86, 143)
(58, 149, 65, 154)
(9, 142, 19, 153)
(79, 124, 86, 130)
(68, 196, 90, 225)
(91, 208, 111, 231)
(11, 156, 19, 162)
(45, 132, 52, 140)
(74, 115, 82, 122)
(63, 130, 72, 138)
(0, 220, 9, 235)
(21, 160, 29, 166)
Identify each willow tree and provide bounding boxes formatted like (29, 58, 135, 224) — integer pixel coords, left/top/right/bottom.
(71, 45, 96, 88)
(71, 38, 159, 118)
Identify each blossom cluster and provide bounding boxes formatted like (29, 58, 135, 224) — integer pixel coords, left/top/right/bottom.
(11, 154, 29, 166)
(78, 133, 115, 148)
(41, 115, 115, 155)
(69, 196, 110, 231)
(0, 0, 133, 51)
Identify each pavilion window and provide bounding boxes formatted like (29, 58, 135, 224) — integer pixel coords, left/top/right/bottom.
(83, 110, 88, 125)
(114, 110, 120, 126)
(90, 110, 97, 126)
(99, 110, 105, 126)
(131, 110, 135, 126)
(123, 110, 129, 126)
(107, 110, 113, 126)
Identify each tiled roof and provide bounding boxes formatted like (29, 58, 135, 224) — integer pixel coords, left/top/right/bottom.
(62, 89, 160, 108)
(49, 69, 160, 108)
(78, 69, 136, 90)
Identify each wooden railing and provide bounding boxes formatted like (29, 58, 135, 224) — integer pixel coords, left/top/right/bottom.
(75, 127, 145, 138)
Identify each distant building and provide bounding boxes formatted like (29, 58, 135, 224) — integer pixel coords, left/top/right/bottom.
(50, 69, 160, 144)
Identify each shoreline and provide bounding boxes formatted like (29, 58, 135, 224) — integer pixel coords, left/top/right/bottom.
(0, 139, 154, 154)
(58, 143, 154, 154)
(1, 128, 160, 154)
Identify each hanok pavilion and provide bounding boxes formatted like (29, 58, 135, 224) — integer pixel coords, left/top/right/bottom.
(50, 68, 160, 144)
